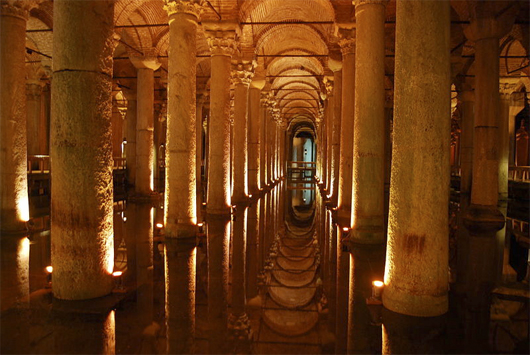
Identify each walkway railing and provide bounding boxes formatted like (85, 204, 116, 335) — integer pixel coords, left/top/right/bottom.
(451, 165, 530, 183)
(27, 155, 50, 174)
(287, 161, 316, 180)
(28, 155, 127, 173)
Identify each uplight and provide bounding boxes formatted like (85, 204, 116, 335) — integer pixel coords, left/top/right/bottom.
(45, 266, 53, 274)
(156, 223, 164, 228)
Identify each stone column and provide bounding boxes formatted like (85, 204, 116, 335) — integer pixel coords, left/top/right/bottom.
(196, 93, 206, 222)
(124, 90, 137, 186)
(50, 0, 116, 299)
(351, 0, 388, 244)
(248, 80, 263, 195)
(130, 53, 160, 196)
(1, 0, 39, 233)
(325, 78, 334, 193)
(164, 0, 203, 237)
(335, 227, 350, 354)
(204, 25, 238, 354)
(259, 92, 269, 189)
(231, 62, 254, 203)
(336, 27, 355, 223)
(329, 58, 342, 205)
(383, 0, 451, 316)
(205, 27, 237, 214)
(458, 87, 474, 195)
(462, 7, 515, 307)
(26, 80, 44, 158)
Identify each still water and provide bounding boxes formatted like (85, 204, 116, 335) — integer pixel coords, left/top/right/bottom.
(1, 180, 528, 354)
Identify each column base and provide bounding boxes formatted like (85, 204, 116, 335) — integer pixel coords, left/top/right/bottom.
(463, 204, 505, 235)
(382, 286, 448, 317)
(351, 225, 386, 245)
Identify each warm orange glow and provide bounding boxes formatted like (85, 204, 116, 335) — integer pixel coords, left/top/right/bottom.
(342, 227, 349, 232)
(45, 266, 53, 274)
(17, 196, 30, 222)
(112, 271, 123, 277)
(373, 280, 384, 288)
(197, 222, 204, 227)
(156, 223, 164, 228)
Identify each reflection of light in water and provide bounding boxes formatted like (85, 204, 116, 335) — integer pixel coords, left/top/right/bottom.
(103, 310, 116, 355)
(17, 195, 30, 222)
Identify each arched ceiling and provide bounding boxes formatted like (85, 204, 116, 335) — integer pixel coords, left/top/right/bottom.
(25, 0, 530, 129)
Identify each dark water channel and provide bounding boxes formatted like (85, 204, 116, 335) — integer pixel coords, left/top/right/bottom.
(1, 180, 528, 354)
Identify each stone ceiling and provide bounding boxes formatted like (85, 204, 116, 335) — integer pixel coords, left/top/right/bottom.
(26, 0, 530, 130)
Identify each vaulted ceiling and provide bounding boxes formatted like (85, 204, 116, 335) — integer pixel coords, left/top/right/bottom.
(26, 0, 530, 132)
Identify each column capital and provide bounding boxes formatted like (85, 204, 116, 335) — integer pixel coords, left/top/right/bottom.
(204, 22, 240, 57)
(499, 81, 518, 98)
(129, 48, 161, 70)
(335, 25, 356, 56)
(231, 61, 255, 87)
(163, 0, 204, 20)
(26, 81, 43, 99)
(1, 0, 41, 20)
(260, 91, 269, 106)
(354, 0, 389, 7)
(328, 56, 342, 72)
(324, 77, 334, 97)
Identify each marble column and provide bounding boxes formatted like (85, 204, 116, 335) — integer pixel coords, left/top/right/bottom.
(336, 27, 355, 223)
(231, 62, 253, 203)
(351, 0, 387, 244)
(164, 0, 203, 237)
(329, 58, 342, 205)
(383, 0, 451, 316)
(509, 92, 525, 165)
(130, 53, 160, 196)
(458, 88, 474, 195)
(51, 0, 116, 299)
(1, 0, 39, 233)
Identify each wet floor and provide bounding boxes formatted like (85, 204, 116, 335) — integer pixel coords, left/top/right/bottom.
(1, 180, 528, 354)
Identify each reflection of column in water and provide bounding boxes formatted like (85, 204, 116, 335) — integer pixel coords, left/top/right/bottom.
(247, 201, 260, 299)
(207, 216, 231, 354)
(54, 310, 115, 355)
(1, 236, 30, 311)
(335, 229, 350, 354)
(165, 238, 196, 354)
(347, 246, 385, 354)
(229, 207, 250, 342)
(327, 213, 337, 334)
(29, 231, 50, 292)
(136, 205, 154, 327)
(382, 308, 445, 355)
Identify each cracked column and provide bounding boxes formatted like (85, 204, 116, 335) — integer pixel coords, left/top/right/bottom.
(336, 26, 355, 225)
(51, 0, 116, 299)
(351, 0, 388, 244)
(164, 0, 203, 238)
(383, 0, 450, 316)
(1, 0, 39, 233)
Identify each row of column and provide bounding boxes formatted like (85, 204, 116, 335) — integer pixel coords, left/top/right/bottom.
(315, 5, 518, 352)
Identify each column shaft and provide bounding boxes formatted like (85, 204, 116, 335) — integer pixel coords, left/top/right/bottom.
(136, 68, 155, 194)
(459, 90, 474, 195)
(383, 0, 450, 316)
(0, 2, 32, 232)
(331, 69, 342, 204)
(337, 35, 355, 222)
(50, 0, 115, 299)
(166, 10, 199, 236)
(125, 93, 137, 186)
(26, 82, 43, 157)
(351, 0, 387, 244)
